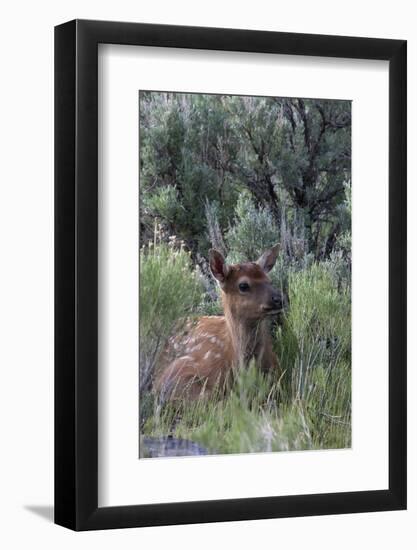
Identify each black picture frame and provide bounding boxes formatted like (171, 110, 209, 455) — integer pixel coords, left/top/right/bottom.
(55, 19, 407, 531)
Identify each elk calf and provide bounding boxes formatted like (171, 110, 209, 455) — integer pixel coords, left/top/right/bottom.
(154, 245, 284, 400)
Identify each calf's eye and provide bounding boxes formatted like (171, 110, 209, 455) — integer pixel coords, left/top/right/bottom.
(239, 282, 250, 292)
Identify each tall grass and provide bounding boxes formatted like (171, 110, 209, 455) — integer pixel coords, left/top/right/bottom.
(277, 263, 351, 450)
(140, 234, 351, 454)
(139, 227, 203, 421)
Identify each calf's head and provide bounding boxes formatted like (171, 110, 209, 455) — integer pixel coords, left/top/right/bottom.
(209, 245, 285, 321)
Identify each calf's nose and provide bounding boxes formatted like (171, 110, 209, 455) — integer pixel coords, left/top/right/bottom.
(272, 292, 283, 308)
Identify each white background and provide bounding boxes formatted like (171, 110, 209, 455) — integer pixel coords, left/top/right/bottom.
(99, 46, 389, 506)
(0, 0, 415, 548)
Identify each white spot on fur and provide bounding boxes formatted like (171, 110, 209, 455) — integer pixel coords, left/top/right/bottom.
(210, 336, 218, 344)
(203, 350, 212, 360)
(214, 353, 222, 359)
(191, 343, 202, 352)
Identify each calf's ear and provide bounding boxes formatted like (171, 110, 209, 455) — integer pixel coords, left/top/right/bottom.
(257, 243, 280, 273)
(209, 249, 229, 283)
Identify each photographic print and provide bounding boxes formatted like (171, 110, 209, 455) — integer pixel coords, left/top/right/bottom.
(139, 91, 352, 459)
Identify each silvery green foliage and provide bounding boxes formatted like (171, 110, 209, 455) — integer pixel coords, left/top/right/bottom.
(140, 92, 351, 259)
(204, 199, 227, 257)
(225, 192, 279, 264)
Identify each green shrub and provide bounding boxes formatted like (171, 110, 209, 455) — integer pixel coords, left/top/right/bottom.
(139, 229, 203, 399)
(286, 263, 350, 350)
(278, 263, 351, 448)
(225, 192, 279, 264)
(142, 185, 182, 227)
